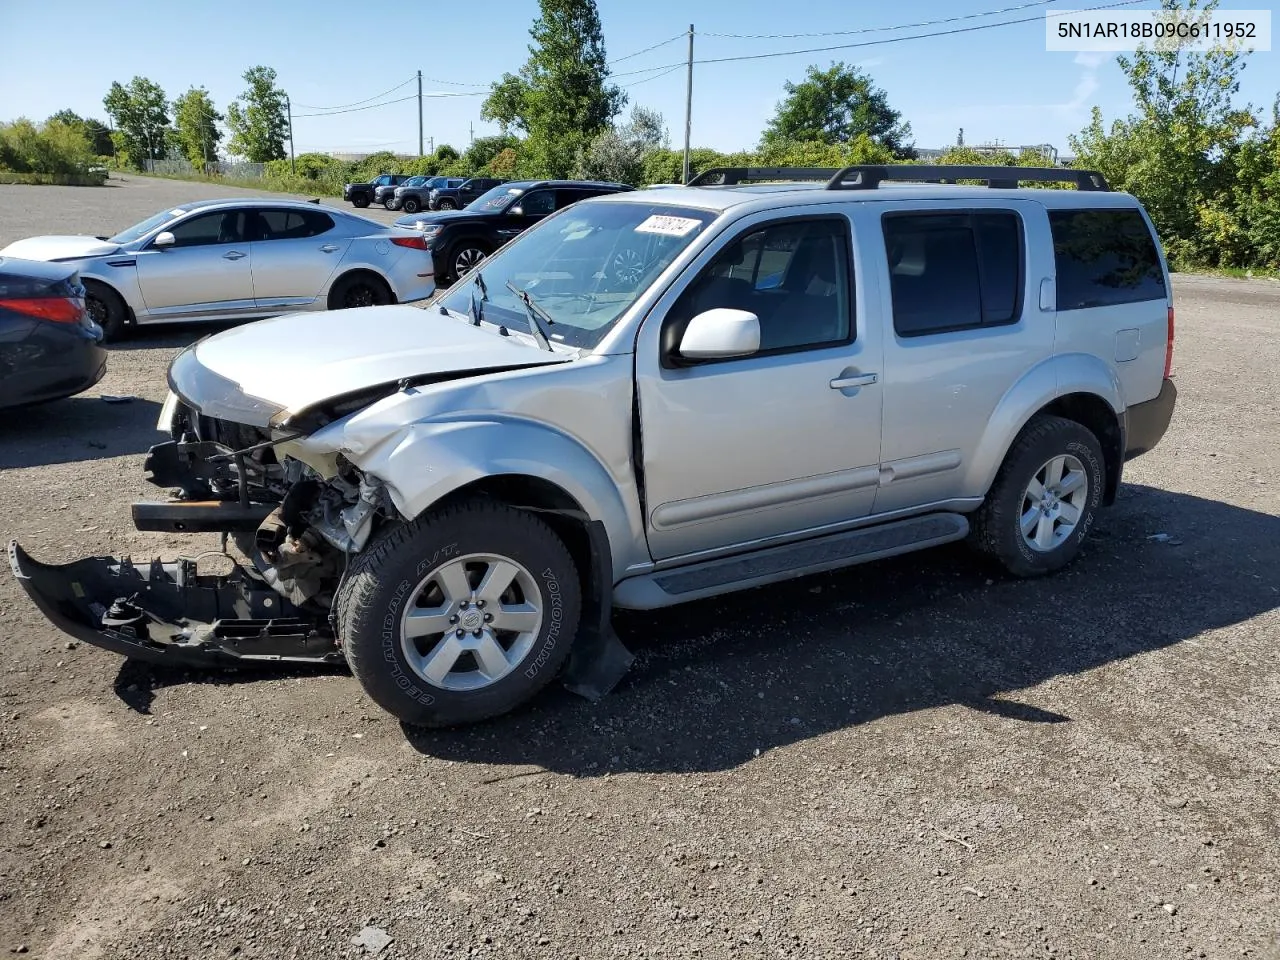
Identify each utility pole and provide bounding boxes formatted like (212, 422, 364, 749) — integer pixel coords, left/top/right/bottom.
(285, 95, 296, 175)
(429, 137, 434, 154)
(417, 70, 424, 157)
(682, 24, 694, 184)
(469, 121, 474, 145)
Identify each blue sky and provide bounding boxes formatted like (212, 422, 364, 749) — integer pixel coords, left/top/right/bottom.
(0, 0, 1275, 158)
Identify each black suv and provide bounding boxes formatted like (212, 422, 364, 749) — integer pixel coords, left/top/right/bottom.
(396, 176, 467, 214)
(394, 179, 633, 283)
(429, 177, 507, 211)
(342, 173, 413, 208)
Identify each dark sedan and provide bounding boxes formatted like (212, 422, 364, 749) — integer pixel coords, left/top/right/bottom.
(0, 256, 107, 410)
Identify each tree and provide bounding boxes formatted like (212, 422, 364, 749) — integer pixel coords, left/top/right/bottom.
(47, 110, 113, 155)
(576, 106, 668, 185)
(103, 77, 171, 168)
(226, 66, 289, 162)
(762, 62, 914, 157)
(463, 133, 521, 173)
(1068, 0, 1257, 265)
(481, 0, 626, 178)
(172, 87, 223, 167)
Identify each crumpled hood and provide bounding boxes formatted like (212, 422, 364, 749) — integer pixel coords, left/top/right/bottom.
(0, 235, 122, 261)
(172, 304, 571, 428)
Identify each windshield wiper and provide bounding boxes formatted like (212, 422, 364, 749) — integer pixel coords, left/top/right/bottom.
(504, 280, 555, 352)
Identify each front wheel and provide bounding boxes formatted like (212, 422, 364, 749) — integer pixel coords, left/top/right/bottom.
(83, 280, 127, 341)
(450, 244, 488, 282)
(333, 500, 583, 727)
(437, 198, 457, 210)
(969, 414, 1105, 578)
(401, 197, 420, 214)
(352, 195, 370, 208)
(384, 196, 398, 210)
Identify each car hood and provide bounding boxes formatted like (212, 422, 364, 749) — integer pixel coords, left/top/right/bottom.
(393, 209, 487, 229)
(0, 235, 123, 261)
(170, 304, 572, 429)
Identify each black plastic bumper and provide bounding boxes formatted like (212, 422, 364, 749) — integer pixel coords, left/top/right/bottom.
(1124, 377, 1178, 461)
(8, 540, 340, 669)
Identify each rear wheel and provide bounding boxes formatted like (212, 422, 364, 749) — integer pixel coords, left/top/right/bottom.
(83, 280, 127, 341)
(333, 500, 583, 727)
(401, 197, 421, 214)
(328, 272, 394, 310)
(384, 196, 397, 210)
(970, 414, 1105, 577)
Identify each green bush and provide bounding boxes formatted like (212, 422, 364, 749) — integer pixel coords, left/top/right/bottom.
(0, 118, 94, 175)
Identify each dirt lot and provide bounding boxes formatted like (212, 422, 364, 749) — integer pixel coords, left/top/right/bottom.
(1, 178, 1278, 960)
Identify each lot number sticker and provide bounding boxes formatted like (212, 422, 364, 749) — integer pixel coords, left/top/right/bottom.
(635, 215, 702, 237)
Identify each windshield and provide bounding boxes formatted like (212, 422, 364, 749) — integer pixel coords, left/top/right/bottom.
(109, 207, 188, 244)
(466, 184, 523, 212)
(403, 176, 427, 187)
(436, 200, 718, 350)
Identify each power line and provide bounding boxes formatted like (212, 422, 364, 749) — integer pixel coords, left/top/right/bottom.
(621, 65, 684, 87)
(610, 0, 1147, 77)
(293, 95, 418, 118)
(608, 32, 688, 64)
(293, 77, 417, 111)
(700, 0, 1058, 39)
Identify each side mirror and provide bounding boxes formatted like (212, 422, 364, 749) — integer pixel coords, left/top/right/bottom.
(510, 205, 524, 217)
(677, 308, 760, 360)
(152, 231, 175, 248)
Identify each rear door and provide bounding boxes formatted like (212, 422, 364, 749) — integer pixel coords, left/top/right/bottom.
(133, 209, 255, 318)
(868, 198, 1054, 514)
(1046, 204, 1170, 407)
(248, 207, 348, 308)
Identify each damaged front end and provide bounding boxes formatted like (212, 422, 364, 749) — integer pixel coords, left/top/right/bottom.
(10, 391, 402, 670)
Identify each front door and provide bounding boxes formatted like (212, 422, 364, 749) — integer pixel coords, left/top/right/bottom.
(635, 212, 884, 561)
(248, 207, 347, 308)
(134, 209, 255, 319)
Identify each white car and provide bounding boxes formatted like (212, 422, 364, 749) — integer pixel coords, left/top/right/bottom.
(0, 197, 436, 341)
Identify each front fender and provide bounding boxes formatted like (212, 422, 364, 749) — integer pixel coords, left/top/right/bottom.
(306, 415, 645, 582)
(965, 352, 1124, 497)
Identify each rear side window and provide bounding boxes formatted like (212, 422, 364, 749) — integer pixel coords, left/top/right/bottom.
(882, 211, 1024, 337)
(1048, 208, 1166, 310)
(256, 210, 334, 241)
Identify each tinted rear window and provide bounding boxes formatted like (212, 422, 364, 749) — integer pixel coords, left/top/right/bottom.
(1048, 208, 1166, 310)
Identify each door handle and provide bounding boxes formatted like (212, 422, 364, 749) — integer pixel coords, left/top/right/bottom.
(222, 250, 246, 261)
(830, 372, 878, 389)
(320, 244, 340, 253)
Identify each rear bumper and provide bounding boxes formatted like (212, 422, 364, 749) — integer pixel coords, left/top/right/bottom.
(1124, 377, 1177, 461)
(0, 321, 107, 409)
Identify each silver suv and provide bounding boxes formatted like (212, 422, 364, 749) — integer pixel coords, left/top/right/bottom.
(10, 164, 1178, 729)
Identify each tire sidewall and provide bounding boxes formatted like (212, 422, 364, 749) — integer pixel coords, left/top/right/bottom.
(402, 198, 420, 213)
(343, 510, 581, 726)
(1003, 426, 1105, 573)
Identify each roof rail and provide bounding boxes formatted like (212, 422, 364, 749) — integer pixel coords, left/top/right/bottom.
(825, 165, 1110, 191)
(685, 166, 841, 187)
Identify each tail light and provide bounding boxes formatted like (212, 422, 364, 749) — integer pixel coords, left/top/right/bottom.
(1164, 305, 1175, 379)
(0, 296, 85, 324)
(391, 235, 429, 250)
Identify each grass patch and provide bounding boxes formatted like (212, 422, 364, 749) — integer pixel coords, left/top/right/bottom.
(1172, 263, 1280, 281)
(0, 171, 108, 186)
(124, 168, 343, 198)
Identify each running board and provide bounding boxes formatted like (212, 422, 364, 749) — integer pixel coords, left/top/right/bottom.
(613, 512, 969, 610)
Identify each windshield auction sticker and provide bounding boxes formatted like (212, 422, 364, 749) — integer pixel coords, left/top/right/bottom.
(635, 215, 703, 237)
(1046, 7, 1271, 51)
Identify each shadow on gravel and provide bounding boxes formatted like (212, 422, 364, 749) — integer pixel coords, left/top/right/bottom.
(406, 483, 1280, 775)
(107, 320, 239, 353)
(112, 659, 348, 715)
(0, 395, 162, 469)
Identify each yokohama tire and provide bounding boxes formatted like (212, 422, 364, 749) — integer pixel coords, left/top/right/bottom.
(970, 414, 1106, 578)
(333, 499, 583, 727)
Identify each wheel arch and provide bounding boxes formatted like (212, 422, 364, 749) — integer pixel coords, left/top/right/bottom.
(80, 275, 138, 328)
(969, 353, 1126, 506)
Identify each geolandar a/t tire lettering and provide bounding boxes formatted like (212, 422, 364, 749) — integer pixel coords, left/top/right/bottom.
(970, 414, 1106, 578)
(333, 498, 582, 728)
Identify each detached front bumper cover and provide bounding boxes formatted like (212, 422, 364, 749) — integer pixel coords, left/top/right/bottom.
(8, 540, 341, 669)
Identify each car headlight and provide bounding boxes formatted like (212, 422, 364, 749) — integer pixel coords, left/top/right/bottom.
(419, 224, 442, 237)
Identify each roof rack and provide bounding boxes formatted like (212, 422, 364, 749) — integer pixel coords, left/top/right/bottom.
(827, 164, 1110, 191)
(683, 164, 1110, 192)
(685, 166, 840, 187)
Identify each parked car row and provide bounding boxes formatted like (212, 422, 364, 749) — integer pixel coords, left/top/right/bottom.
(342, 173, 516, 213)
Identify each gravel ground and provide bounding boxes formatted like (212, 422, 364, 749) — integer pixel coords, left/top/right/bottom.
(1, 178, 1278, 960)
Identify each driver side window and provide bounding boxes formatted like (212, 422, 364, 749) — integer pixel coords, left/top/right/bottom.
(665, 216, 855, 359)
(165, 211, 248, 248)
(518, 190, 556, 216)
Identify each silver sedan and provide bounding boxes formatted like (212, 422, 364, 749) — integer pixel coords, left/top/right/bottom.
(0, 198, 437, 341)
